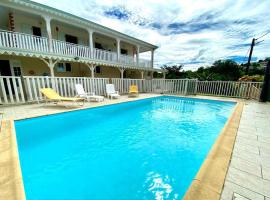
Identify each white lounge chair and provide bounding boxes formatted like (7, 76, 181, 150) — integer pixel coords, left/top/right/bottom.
(75, 84, 104, 102)
(106, 84, 120, 99)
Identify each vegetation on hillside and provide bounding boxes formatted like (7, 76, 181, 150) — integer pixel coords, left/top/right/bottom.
(156, 58, 269, 81)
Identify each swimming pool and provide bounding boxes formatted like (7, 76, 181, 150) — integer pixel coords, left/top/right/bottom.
(15, 96, 235, 199)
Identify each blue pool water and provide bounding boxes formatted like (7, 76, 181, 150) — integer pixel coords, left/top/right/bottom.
(15, 96, 235, 200)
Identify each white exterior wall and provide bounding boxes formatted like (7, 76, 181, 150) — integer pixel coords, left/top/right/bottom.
(121, 42, 135, 57)
(10, 12, 136, 56)
(13, 12, 46, 35)
(51, 21, 88, 46)
(93, 33, 116, 52)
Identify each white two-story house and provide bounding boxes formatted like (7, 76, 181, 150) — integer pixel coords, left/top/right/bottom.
(0, 0, 162, 80)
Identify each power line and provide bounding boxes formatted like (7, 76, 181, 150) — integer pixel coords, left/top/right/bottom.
(255, 40, 264, 45)
(256, 30, 270, 40)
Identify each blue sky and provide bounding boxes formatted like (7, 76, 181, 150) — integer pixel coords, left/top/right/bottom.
(33, 0, 270, 70)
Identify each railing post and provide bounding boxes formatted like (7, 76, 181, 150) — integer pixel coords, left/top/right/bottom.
(20, 75, 28, 102)
(184, 79, 188, 95)
(194, 79, 198, 95)
(163, 71, 166, 79)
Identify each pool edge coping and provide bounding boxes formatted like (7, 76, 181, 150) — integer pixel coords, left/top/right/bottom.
(183, 101, 244, 200)
(12, 94, 162, 121)
(0, 120, 26, 200)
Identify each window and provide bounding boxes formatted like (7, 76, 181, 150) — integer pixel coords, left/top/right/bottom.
(32, 26, 41, 37)
(65, 63, 71, 72)
(65, 34, 78, 44)
(56, 63, 72, 72)
(95, 66, 101, 74)
(95, 42, 104, 50)
(121, 49, 128, 55)
(13, 67, 22, 76)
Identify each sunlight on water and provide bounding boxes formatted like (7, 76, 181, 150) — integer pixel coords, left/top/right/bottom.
(145, 172, 178, 200)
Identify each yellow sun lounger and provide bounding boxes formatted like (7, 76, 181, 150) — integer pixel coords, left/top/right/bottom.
(40, 88, 85, 106)
(129, 85, 139, 97)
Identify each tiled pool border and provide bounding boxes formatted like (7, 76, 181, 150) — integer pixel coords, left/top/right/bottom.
(0, 95, 242, 200)
(0, 120, 26, 200)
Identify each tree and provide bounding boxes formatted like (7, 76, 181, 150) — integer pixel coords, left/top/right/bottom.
(248, 63, 264, 75)
(162, 65, 184, 79)
(161, 57, 269, 81)
(210, 60, 243, 81)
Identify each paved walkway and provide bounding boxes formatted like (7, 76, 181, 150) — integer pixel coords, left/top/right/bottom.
(0, 94, 159, 120)
(221, 101, 270, 200)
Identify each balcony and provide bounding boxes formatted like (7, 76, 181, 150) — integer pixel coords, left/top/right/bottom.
(0, 30, 152, 68)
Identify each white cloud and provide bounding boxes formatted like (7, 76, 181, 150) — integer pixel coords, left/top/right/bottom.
(33, 0, 270, 69)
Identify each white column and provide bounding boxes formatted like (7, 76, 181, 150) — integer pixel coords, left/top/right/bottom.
(136, 45, 140, 66)
(90, 65, 95, 78)
(116, 38, 121, 61)
(163, 72, 166, 79)
(151, 49, 154, 68)
(40, 58, 57, 80)
(88, 29, 94, 57)
(120, 68, 125, 79)
(141, 71, 144, 79)
(87, 64, 95, 78)
(120, 68, 125, 93)
(43, 15, 52, 52)
(49, 66, 54, 77)
(48, 59, 57, 77)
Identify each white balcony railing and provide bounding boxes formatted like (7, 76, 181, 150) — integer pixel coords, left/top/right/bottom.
(0, 30, 152, 68)
(140, 58, 152, 68)
(119, 54, 136, 65)
(93, 48, 118, 63)
(0, 30, 49, 53)
(52, 39, 91, 58)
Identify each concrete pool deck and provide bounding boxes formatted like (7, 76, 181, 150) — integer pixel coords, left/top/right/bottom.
(0, 94, 269, 200)
(221, 101, 270, 200)
(0, 93, 160, 120)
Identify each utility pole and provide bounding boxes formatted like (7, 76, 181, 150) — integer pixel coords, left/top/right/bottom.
(246, 38, 256, 74)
